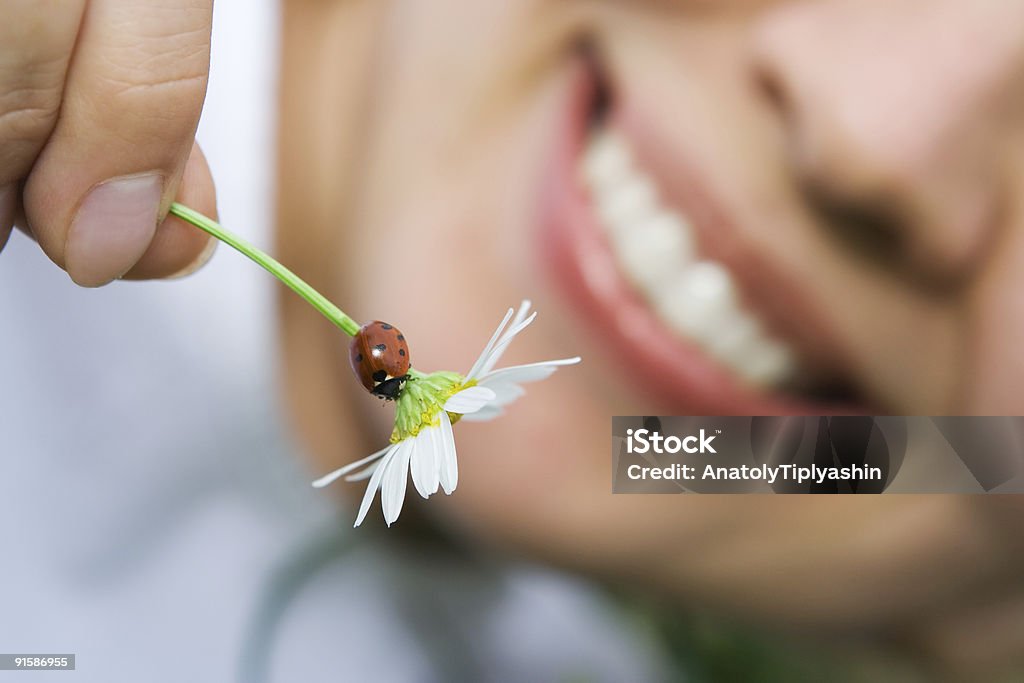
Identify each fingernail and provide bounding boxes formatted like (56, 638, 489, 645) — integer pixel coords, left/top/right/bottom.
(0, 184, 14, 251)
(66, 174, 163, 287)
(167, 233, 219, 279)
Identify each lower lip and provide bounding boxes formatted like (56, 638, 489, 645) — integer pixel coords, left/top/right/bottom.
(537, 63, 853, 415)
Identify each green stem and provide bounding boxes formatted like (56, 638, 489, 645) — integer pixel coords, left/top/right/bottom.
(169, 202, 360, 336)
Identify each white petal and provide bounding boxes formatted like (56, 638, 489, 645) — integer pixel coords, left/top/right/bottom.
(456, 381, 524, 421)
(353, 445, 399, 527)
(424, 426, 442, 494)
(381, 439, 413, 526)
(443, 386, 497, 414)
(312, 444, 391, 488)
(410, 427, 439, 498)
(458, 404, 504, 422)
(507, 299, 532, 333)
(480, 357, 582, 385)
(344, 463, 379, 482)
(482, 381, 526, 407)
(478, 310, 538, 377)
(438, 411, 459, 494)
(466, 307, 514, 380)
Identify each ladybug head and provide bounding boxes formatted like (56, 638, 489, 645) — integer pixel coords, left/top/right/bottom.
(372, 374, 408, 401)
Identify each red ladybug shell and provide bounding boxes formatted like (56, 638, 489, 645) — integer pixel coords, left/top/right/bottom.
(349, 321, 411, 397)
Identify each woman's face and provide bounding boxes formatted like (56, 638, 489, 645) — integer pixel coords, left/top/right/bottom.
(278, 0, 1024, 645)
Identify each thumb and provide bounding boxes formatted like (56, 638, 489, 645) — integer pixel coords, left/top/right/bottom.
(121, 143, 218, 281)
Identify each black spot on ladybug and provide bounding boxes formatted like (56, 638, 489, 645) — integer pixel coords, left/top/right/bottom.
(397, 335, 404, 341)
(374, 343, 386, 352)
(355, 353, 363, 363)
(381, 323, 393, 330)
(372, 369, 387, 383)
(398, 349, 405, 357)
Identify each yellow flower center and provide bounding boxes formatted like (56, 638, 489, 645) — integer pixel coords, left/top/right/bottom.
(389, 370, 475, 443)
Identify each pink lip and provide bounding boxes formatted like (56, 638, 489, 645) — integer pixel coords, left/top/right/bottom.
(538, 63, 859, 415)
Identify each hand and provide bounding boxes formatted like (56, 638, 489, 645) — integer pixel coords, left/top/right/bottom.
(0, 0, 218, 285)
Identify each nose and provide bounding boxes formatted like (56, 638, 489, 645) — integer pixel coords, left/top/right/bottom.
(751, 0, 1024, 285)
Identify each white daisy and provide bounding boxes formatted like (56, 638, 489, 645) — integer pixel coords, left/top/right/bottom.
(312, 300, 580, 527)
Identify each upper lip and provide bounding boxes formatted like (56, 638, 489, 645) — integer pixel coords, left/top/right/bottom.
(540, 59, 864, 414)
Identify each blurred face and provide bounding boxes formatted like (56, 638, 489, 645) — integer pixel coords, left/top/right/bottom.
(278, 0, 1024, 644)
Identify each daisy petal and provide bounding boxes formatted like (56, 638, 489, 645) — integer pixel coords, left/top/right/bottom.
(458, 380, 524, 421)
(505, 299, 532, 338)
(458, 403, 504, 422)
(423, 426, 441, 494)
(480, 357, 581, 385)
(354, 445, 399, 527)
(478, 311, 538, 377)
(480, 300, 533, 367)
(466, 307, 514, 380)
(443, 386, 497, 414)
(438, 411, 459, 494)
(481, 381, 526, 407)
(312, 444, 392, 488)
(344, 462, 380, 482)
(381, 439, 413, 526)
(410, 428, 438, 499)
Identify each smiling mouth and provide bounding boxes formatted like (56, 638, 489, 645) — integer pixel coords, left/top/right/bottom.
(541, 59, 863, 414)
(580, 128, 797, 388)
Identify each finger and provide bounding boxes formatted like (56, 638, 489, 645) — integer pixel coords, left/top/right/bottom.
(0, 0, 86, 186)
(0, 184, 15, 252)
(22, 0, 214, 287)
(0, 0, 85, 254)
(122, 142, 218, 280)
(11, 204, 38, 244)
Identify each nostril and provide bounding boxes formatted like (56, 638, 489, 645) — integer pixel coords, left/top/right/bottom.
(800, 163, 994, 293)
(803, 182, 908, 275)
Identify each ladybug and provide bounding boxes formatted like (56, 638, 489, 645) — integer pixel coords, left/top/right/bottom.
(349, 321, 411, 400)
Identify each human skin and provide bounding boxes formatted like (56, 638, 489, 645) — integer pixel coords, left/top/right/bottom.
(276, 0, 1024, 676)
(0, 0, 218, 285)
(6, 0, 1013, 676)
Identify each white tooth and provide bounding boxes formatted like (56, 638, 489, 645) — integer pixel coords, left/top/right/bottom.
(581, 130, 632, 190)
(583, 130, 798, 388)
(733, 338, 796, 387)
(655, 261, 737, 338)
(596, 174, 658, 233)
(614, 212, 695, 291)
(707, 310, 762, 364)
